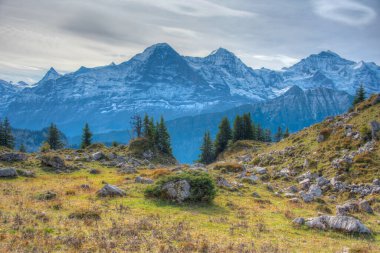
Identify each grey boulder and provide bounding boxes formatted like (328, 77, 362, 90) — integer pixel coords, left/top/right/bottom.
(305, 215, 371, 234)
(97, 184, 126, 197)
(161, 180, 191, 203)
(0, 168, 18, 178)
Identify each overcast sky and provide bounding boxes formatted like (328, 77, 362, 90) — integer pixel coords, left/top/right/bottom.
(0, 0, 379, 83)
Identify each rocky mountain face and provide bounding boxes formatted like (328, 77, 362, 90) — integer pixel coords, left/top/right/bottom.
(167, 86, 353, 163)
(81, 86, 353, 163)
(1, 43, 379, 136)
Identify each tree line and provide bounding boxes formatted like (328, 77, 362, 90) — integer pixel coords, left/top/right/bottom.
(198, 113, 290, 164)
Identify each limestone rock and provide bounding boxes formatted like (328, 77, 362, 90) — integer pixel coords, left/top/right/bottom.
(305, 215, 371, 234)
(97, 184, 126, 197)
(40, 155, 66, 170)
(293, 217, 305, 225)
(0, 152, 27, 162)
(92, 151, 105, 161)
(161, 180, 191, 203)
(135, 176, 154, 184)
(0, 168, 18, 178)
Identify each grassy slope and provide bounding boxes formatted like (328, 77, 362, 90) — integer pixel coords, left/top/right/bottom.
(0, 98, 379, 252)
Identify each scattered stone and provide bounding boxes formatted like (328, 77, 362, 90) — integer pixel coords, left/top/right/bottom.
(89, 169, 100, 174)
(300, 192, 314, 203)
(17, 170, 35, 177)
(308, 184, 322, 198)
(305, 215, 371, 234)
(119, 165, 137, 174)
(216, 176, 232, 188)
(373, 179, 380, 186)
(0, 152, 27, 162)
(0, 168, 18, 178)
(316, 177, 330, 187)
(265, 183, 274, 192)
(278, 168, 290, 178)
(299, 178, 311, 190)
(293, 217, 305, 225)
(80, 184, 91, 190)
(344, 124, 353, 137)
(289, 198, 300, 203)
(252, 192, 261, 198)
(97, 184, 126, 197)
(37, 191, 57, 200)
(92, 151, 105, 161)
(40, 155, 66, 170)
(303, 159, 310, 169)
(287, 185, 298, 193)
(370, 120, 380, 140)
(316, 134, 325, 143)
(336, 201, 359, 216)
(285, 193, 296, 198)
(253, 166, 267, 175)
(241, 175, 259, 184)
(161, 180, 191, 203)
(135, 176, 154, 184)
(359, 200, 373, 214)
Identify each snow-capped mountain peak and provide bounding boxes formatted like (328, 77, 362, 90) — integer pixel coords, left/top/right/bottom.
(37, 67, 61, 84)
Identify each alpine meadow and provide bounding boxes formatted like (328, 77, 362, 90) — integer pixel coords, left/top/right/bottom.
(1, 0, 380, 252)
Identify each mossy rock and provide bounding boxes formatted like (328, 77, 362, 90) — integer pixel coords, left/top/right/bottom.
(145, 171, 216, 203)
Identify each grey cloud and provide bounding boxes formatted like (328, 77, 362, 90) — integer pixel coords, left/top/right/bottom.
(0, 0, 379, 82)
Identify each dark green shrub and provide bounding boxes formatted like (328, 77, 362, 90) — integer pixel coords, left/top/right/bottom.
(145, 171, 216, 203)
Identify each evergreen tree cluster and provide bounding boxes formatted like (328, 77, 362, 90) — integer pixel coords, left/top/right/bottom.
(0, 117, 15, 149)
(198, 113, 275, 164)
(142, 114, 172, 156)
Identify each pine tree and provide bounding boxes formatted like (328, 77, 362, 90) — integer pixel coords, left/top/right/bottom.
(46, 123, 63, 150)
(242, 113, 253, 139)
(214, 117, 232, 157)
(264, 129, 272, 142)
(256, 124, 264, 141)
(252, 122, 257, 141)
(2, 118, 14, 149)
(283, 127, 290, 138)
(143, 114, 156, 145)
(0, 119, 4, 147)
(81, 123, 92, 149)
(275, 126, 283, 142)
(233, 115, 244, 141)
(156, 116, 172, 155)
(131, 115, 143, 138)
(19, 143, 26, 153)
(198, 131, 214, 164)
(353, 84, 366, 106)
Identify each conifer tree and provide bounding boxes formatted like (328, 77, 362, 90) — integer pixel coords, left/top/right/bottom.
(264, 129, 272, 142)
(0, 118, 14, 149)
(46, 123, 63, 150)
(252, 122, 257, 141)
(131, 114, 143, 138)
(275, 126, 283, 142)
(242, 113, 253, 139)
(156, 116, 172, 155)
(353, 84, 366, 106)
(143, 114, 156, 145)
(233, 115, 244, 141)
(198, 131, 214, 164)
(81, 123, 92, 149)
(283, 127, 290, 138)
(19, 143, 26, 153)
(214, 117, 232, 157)
(256, 124, 264, 141)
(0, 120, 5, 147)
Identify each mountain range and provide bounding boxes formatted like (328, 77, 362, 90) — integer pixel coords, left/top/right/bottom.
(1, 43, 379, 161)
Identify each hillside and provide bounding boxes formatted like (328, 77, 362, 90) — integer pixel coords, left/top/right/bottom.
(0, 96, 379, 252)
